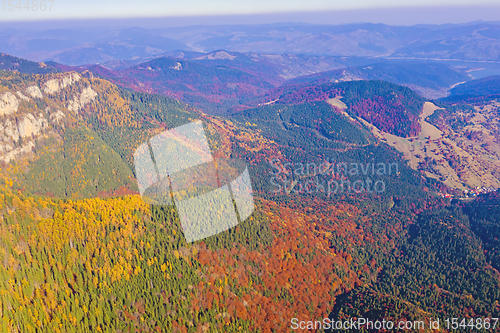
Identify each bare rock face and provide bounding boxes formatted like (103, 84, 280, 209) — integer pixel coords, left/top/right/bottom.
(43, 73, 81, 94)
(1, 141, 35, 164)
(18, 113, 48, 138)
(61, 73, 81, 88)
(81, 86, 97, 104)
(170, 62, 183, 70)
(16, 91, 29, 101)
(67, 86, 97, 113)
(49, 110, 65, 124)
(196, 51, 237, 60)
(0, 121, 15, 153)
(0, 119, 21, 163)
(1, 119, 20, 142)
(0, 92, 19, 116)
(43, 79, 59, 94)
(18, 115, 36, 138)
(0, 72, 91, 164)
(26, 86, 43, 99)
(0, 140, 13, 155)
(0, 113, 48, 163)
(0, 91, 49, 162)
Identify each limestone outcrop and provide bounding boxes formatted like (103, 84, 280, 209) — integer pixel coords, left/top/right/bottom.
(0, 92, 19, 116)
(43, 73, 81, 94)
(67, 86, 97, 113)
(27, 86, 43, 99)
(0, 72, 96, 164)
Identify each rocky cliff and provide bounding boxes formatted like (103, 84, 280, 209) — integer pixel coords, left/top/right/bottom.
(0, 72, 97, 164)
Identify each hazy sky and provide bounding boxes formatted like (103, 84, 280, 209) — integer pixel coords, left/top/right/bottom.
(0, 0, 499, 25)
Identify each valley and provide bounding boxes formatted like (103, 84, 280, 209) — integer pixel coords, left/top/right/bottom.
(0, 20, 499, 332)
(353, 101, 500, 190)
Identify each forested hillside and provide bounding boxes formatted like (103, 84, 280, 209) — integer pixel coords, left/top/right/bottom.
(249, 80, 426, 137)
(450, 75, 500, 97)
(0, 53, 60, 74)
(0, 56, 498, 333)
(0, 68, 362, 332)
(285, 62, 469, 99)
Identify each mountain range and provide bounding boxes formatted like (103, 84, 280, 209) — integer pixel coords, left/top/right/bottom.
(42, 51, 475, 111)
(0, 43, 499, 332)
(2, 22, 500, 69)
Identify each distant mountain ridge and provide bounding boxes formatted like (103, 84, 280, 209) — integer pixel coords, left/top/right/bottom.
(449, 75, 500, 96)
(70, 51, 350, 113)
(65, 51, 470, 112)
(0, 53, 60, 74)
(284, 62, 470, 99)
(2, 22, 500, 66)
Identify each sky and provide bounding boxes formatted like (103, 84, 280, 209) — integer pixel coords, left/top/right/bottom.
(0, 0, 499, 25)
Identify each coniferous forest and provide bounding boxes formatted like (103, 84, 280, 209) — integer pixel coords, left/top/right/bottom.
(0, 45, 499, 333)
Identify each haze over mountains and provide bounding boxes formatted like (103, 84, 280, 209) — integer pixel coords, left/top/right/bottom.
(2, 21, 500, 70)
(0, 50, 472, 113)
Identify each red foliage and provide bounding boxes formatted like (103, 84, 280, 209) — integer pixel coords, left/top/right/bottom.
(351, 95, 420, 137)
